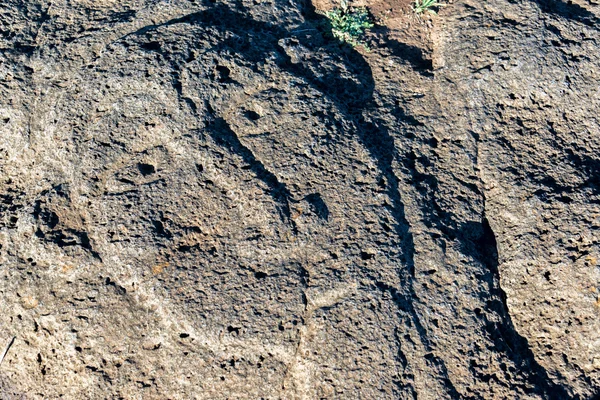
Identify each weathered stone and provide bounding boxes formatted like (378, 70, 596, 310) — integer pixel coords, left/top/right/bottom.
(0, 0, 598, 398)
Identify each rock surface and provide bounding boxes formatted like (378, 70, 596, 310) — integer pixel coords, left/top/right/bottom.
(0, 0, 599, 398)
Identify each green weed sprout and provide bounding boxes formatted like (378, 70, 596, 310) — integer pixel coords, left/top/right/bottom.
(325, 0, 374, 49)
(413, 0, 441, 15)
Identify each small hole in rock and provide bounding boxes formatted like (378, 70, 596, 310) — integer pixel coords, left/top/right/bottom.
(360, 251, 374, 260)
(141, 41, 161, 51)
(216, 65, 230, 82)
(254, 271, 268, 279)
(245, 110, 261, 121)
(543, 271, 551, 281)
(227, 326, 240, 335)
(138, 163, 156, 176)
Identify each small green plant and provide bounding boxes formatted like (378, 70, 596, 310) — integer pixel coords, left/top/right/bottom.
(324, 0, 374, 49)
(413, 0, 441, 15)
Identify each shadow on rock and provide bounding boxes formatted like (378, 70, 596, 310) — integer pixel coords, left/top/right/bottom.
(533, 0, 599, 28)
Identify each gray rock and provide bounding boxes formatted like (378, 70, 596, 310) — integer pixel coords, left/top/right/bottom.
(0, 0, 598, 398)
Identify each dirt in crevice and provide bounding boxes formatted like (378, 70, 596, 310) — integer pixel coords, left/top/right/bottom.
(311, 0, 436, 61)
